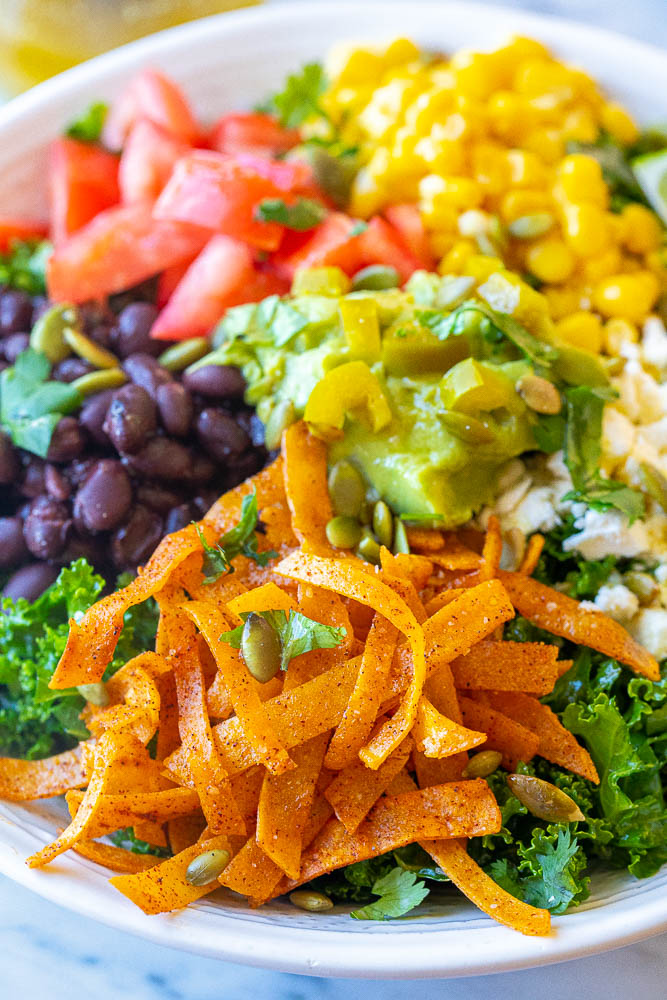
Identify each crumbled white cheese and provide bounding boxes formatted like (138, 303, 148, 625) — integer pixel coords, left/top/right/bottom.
(655, 564, 667, 585)
(563, 508, 650, 560)
(513, 486, 561, 534)
(642, 316, 667, 373)
(602, 407, 636, 463)
(629, 608, 667, 660)
(592, 584, 639, 623)
(615, 359, 667, 423)
(494, 475, 532, 516)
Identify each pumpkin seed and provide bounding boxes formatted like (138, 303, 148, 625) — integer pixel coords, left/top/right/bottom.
(328, 460, 365, 518)
(516, 374, 562, 415)
(624, 570, 658, 603)
(30, 303, 78, 363)
(240, 612, 282, 683)
(351, 265, 400, 292)
(76, 682, 109, 707)
(440, 410, 495, 444)
(372, 500, 394, 550)
(462, 750, 503, 779)
(392, 518, 410, 555)
(507, 773, 585, 823)
(264, 399, 296, 451)
(326, 515, 362, 550)
(63, 327, 119, 369)
(508, 212, 555, 239)
(289, 890, 334, 912)
(70, 367, 127, 397)
(639, 462, 667, 510)
(158, 337, 210, 372)
(356, 529, 381, 565)
(185, 848, 231, 886)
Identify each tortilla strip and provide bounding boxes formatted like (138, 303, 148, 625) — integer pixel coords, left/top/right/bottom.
(480, 515, 502, 581)
(132, 819, 169, 848)
(324, 734, 413, 833)
(450, 640, 560, 696)
(66, 787, 201, 840)
(71, 839, 165, 873)
(227, 582, 297, 618)
(168, 813, 207, 855)
(281, 421, 333, 553)
(519, 534, 545, 575)
(405, 528, 445, 552)
(110, 834, 233, 915)
(423, 588, 466, 616)
(412, 697, 486, 758)
(155, 670, 181, 760)
(184, 601, 294, 776)
(500, 571, 660, 680)
(0, 744, 87, 802)
(459, 696, 539, 770)
(83, 655, 162, 745)
(484, 690, 599, 783)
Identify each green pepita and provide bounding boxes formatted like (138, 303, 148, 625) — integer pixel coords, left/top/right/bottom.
(392, 517, 410, 555)
(328, 460, 366, 518)
(516, 374, 562, 415)
(76, 682, 109, 707)
(440, 410, 495, 444)
(29, 303, 79, 363)
(372, 500, 393, 550)
(356, 529, 381, 565)
(185, 848, 231, 886)
(351, 265, 401, 292)
(507, 773, 585, 823)
(63, 327, 119, 369)
(289, 890, 334, 912)
(70, 367, 127, 397)
(508, 213, 555, 239)
(462, 750, 503, 779)
(325, 515, 362, 550)
(241, 612, 282, 683)
(158, 337, 210, 372)
(264, 399, 296, 451)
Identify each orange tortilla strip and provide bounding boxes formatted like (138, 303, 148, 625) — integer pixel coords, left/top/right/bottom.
(83, 654, 161, 745)
(132, 819, 169, 848)
(519, 534, 545, 575)
(422, 839, 551, 937)
(404, 527, 445, 552)
(184, 600, 293, 776)
(168, 814, 207, 855)
(500, 571, 660, 680)
(110, 835, 232, 914)
(281, 421, 333, 553)
(324, 734, 413, 833)
(480, 515, 502, 581)
(67, 787, 201, 840)
(0, 745, 87, 802)
(484, 690, 599, 783)
(450, 640, 560, 696)
(227, 582, 297, 617)
(412, 697, 486, 758)
(72, 839, 165, 873)
(459, 695, 539, 770)
(423, 588, 466, 616)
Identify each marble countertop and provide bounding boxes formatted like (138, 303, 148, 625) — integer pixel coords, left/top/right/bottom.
(2, 0, 666, 996)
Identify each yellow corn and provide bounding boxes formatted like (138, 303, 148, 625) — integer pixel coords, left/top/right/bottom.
(592, 272, 660, 324)
(562, 202, 610, 257)
(600, 101, 640, 145)
(556, 311, 604, 353)
(526, 237, 575, 284)
(621, 204, 663, 254)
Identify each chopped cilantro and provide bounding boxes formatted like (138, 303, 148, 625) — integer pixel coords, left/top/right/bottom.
(109, 827, 171, 858)
(0, 239, 51, 295)
(259, 62, 328, 128)
(220, 609, 345, 672)
(195, 492, 276, 583)
(256, 197, 327, 231)
(0, 348, 81, 458)
(351, 867, 430, 920)
(65, 101, 109, 143)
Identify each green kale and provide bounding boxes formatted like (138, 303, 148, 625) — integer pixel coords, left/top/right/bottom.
(490, 827, 589, 914)
(0, 239, 51, 295)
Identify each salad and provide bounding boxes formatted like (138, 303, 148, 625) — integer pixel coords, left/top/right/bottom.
(1, 34, 667, 932)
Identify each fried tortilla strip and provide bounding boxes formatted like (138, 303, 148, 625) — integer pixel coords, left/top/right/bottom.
(184, 601, 293, 776)
(450, 640, 560, 696)
(459, 695, 539, 770)
(422, 839, 551, 937)
(324, 734, 413, 833)
(480, 515, 502, 581)
(204, 458, 289, 540)
(423, 588, 466, 616)
(83, 654, 162, 745)
(71, 839, 165, 873)
(324, 614, 398, 771)
(519, 534, 545, 575)
(484, 690, 599, 783)
(412, 697, 486, 758)
(168, 813, 207, 855)
(276, 552, 425, 769)
(281, 421, 333, 553)
(227, 582, 297, 618)
(0, 744, 87, 802)
(110, 834, 233, 914)
(68, 787, 201, 840)
(404, 527, 445, 552)
(500, 571, 660, 680)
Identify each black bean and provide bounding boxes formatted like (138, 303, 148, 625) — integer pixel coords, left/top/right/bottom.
(30, 296, 49, 324)
(122, 437, 193, 481)
(248, 413, 266, 448)
(103, 384, 157, 454)
(189, 452, 216, 484)
(0, 432, 19, 484)
(0, 289, 33, 336)
(164, 503, 194, 534)
(0, 516, 29, 568)
(80, 301, 114, 337)
(44, 464, 71, 501)
(122, 352, 173, 399)
(2, 331, 30, 363)
(52, 357, 95, 383)
(20, 457, 46, 498)
(66, 458, 97, 487)
(79, 389, 115, 446)
(196, 408, 250, 462)
(156, 382, 193, 438)
(47, 416, 85, 462)
(58, 535, 105, 567)
(136, 484, 183, 514)
(182, 364, 246, 400)
(227, 450, 264, 486)
(113, 302, 160, 358)
(111, 505, 163, 570)
(88, 323, 114, 350)
(3, 562, 59, 602)
(73, 459, 132, 533)
(23, 496, 71, 559)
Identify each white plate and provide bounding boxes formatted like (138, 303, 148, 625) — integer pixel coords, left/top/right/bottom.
(1, 1, 666, 979)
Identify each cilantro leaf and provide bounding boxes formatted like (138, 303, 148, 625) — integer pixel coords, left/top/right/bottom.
(0, 348, 81, 457)
(66, 101, 108, 143)
(220, 609, 346, 672)
(490, 828, 589, 914)
(351, 867, 430, 920)
(0, 239, 51, 295)
(194, 492, 276, 583)
(261, 62, 328, 128)
(109, 827, 171, 858)
(256, 197, 327, 231)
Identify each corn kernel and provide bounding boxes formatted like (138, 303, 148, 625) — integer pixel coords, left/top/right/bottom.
(543, 285, 582, 320)
(603, 317, 640, 355)
(562, 107, 599, 144)
(438, 239, 476, 274)
(383, 37, 421, 67)
(562, 202, 610, 257)
(413, 130, 465, 174)
(526, 237, 575, 283)
(580, 247, 623, 283)
(419, 174, 482, 210)
(592, 271, 660, 323)
(499, 189, 551, 222)
(326, 45, 385, 86)
(403, 86, 454, 132)
(601, 101, 640, 145)
(621, 204, 663, 255)
(348, 168, 387, 218)
(501, 36, 551, 63)
(451, 51, 502, 100)
(430, 231, 457, 258)
(471, 142, 511, 194)
(464, 254, 504, 282)
(522, 127, 564, 165)
(556, 154, 608, 206)
(505, 150, 547, 188)
(487, 91, 532, 143)
(514, 59, 574, 102)
(556, 311, 603, 352)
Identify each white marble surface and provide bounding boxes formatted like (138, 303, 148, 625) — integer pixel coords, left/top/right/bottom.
(2, 0, 667, 996)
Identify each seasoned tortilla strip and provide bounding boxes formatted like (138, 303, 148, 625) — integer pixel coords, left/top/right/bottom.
(281, 421, 334, 553)
(0, 744, 88, 802)
(450, 640, 560, 696)
(71, 839, 165, 873)
(459, 696, 540, 770)
(412, 697, 486, 758)
(324, 734, 413, 833)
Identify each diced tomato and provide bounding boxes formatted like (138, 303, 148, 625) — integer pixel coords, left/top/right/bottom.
(276, 213, 367, 279)
(149, 235, 256, 341)
(103, 68, 199, 150)
(153, 150, 285, 251)
(0, 217, 48, 252)
(49, 137, 120, 246)
(156, 256, 197, 309)
(209, 112, 300, 158)
(243, 266, 290, 301)
(383, 203, 435, 270)
(119, 118, 190, 204)
(357, 216, 421, 282)
(235, 152, 313, 193)
(47, 202, 209, 303)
